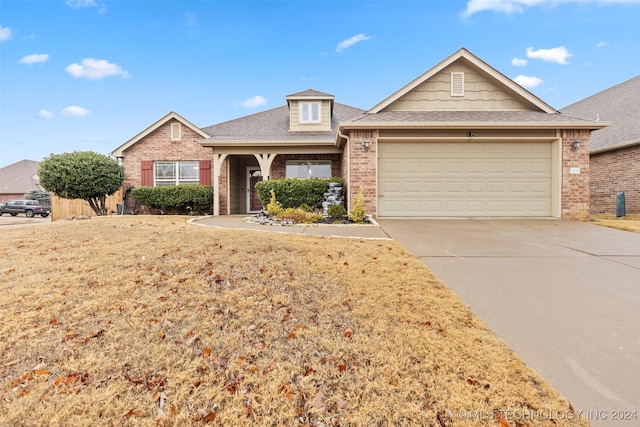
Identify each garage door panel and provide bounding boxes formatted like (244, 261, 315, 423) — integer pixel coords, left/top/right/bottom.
(378, 141, 552, 217)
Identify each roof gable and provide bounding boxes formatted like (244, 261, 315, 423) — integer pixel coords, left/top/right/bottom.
(111, 111, 209, 157)
(368, 48, 558, 114)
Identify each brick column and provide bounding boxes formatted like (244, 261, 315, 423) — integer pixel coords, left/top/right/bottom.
(561, 129, 590, 220)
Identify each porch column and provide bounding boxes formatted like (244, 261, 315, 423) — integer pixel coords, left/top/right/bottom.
(253, 153, 278, 179)
(213, 153, 228, 216)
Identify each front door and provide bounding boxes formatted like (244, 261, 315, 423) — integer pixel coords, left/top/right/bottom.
(247, 168, 263, 213)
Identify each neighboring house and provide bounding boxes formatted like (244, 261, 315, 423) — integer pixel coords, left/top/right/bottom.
(112, 48, 606, 220)
(0, 160, 43, 202)
(561, 76, 640, 215)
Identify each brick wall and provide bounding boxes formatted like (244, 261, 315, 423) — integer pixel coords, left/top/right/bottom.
(121, 119, 213, 189)
(590, 144, 640, 215)
(121, 119, 216, 213)
(346, 130, 378, 216)
(561, 129, 591, 220)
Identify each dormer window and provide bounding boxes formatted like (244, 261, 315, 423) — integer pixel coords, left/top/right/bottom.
(299, 102, 321, 123)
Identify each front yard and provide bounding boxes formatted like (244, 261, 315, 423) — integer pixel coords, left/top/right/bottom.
(590, 215, 640, 233)
(0, 217, 587, 426)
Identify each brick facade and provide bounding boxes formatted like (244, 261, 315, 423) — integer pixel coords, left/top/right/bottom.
(346, 130, 378, 216)
(121, 119, 213, 189)
(561, 129, 591, 220)
(590, 144, 640, 215)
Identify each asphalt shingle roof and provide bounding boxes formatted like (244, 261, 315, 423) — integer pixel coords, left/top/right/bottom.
(561, 76, 640, 151)
(346, 110, 601, 126)
(0, 160, 42, 195)
(202, 102, 366, 142)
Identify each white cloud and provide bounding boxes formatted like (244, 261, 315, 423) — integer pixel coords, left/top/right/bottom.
(512, 57, 528, 66)
(66, 58, 130, 80)
(18, 53, 50, 65)
(65, 0, 96, 8)
(526, 46, 572, 64)
(336, 34, 373, 52)
(596, 41, 609, 48)
(65, 0, 107, 13)
(237, 96, 267, 108)
(0, 26, 12, 42)
(462, 0, 640, 17)
(38, 110, 54, 119)
(513, 75, 543, 88)
(61, 106, 90, 117)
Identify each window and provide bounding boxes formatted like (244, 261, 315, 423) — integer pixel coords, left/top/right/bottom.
(286, 160, 331, 179)
(154, 161, 199, 186)
(299, 102, 321, 123)
(170, 123, 181, 140)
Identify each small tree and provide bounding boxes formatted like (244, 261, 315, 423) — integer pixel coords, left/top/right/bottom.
(38, 151, 124, 216)
(24, 189, 51, 206)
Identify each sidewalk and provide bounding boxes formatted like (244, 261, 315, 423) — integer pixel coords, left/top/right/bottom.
(190, 215, 391, 240)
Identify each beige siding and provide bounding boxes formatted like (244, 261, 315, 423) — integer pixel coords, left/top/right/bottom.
(384, 61, 535, 111)
(289, 100, 332, 131)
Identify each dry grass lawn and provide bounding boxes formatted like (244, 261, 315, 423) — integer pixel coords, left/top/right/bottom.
(590, 215, 640, 233)
(0, 217, 587, 426)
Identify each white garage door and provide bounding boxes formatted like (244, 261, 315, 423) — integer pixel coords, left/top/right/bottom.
(378, 141, 552, 217)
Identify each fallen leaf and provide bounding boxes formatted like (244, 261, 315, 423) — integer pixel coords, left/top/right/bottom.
(309, 391, 326, 413)
(344, 328, 352, 338)
(202, 348, 212, 356)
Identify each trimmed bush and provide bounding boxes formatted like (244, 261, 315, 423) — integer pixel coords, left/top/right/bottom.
(255, 177, 344, 210)
(130, 185, 213, 215)
(277, 208, 323, 224)
(327, 204, 347, 219)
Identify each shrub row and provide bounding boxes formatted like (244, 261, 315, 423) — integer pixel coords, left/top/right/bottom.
(255, 177, 344, 210)
(130, 185, 213, 214)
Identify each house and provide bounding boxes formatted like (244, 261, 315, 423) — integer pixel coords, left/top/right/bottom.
(112, 48, 607, 220)
(561, 76, 640, 215)
(0, 160, 43, 202)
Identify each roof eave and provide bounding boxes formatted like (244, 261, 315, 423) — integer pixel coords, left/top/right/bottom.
(339, 121, 610, 131)
(591, 138, 640, 154)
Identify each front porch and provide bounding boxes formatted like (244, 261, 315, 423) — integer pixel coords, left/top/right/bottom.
(212, 152, 343, 215)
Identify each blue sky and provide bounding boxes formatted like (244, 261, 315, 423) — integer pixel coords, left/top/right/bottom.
(1, 0, 639, 167)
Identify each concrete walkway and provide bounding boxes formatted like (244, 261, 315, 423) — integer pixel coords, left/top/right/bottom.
(378, 219, 640, 426)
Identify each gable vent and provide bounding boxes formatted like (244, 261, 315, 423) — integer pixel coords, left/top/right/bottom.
(451, 72, 464, 97)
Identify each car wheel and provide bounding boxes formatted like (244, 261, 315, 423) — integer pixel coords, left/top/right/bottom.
(41, 213, 49, 217)
(25, 210, 35, 218)
(0, 211, 3, 216)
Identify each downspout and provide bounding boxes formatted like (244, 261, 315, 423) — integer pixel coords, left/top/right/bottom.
(338, 130, 351, 212)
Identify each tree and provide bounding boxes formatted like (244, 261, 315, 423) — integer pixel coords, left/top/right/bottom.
(38, 151, 124, 216)
(24, 189, 51, 206)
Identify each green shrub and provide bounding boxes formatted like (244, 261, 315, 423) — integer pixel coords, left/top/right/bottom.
(256, 177, 344, 210)
(277, 208, 323, 224)
(265, 189, 283, 216)
(130, 185, 213, 214)
(348, 188, 367, 223)
(327, 204, 347, 219)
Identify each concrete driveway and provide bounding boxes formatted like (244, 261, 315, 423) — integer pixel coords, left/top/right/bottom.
(378, 219, 640, 426)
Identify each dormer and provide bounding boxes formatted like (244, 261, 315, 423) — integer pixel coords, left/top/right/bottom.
(286, 89, 335, 131)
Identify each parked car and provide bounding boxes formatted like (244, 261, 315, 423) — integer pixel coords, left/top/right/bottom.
(0, 200, 51, 217)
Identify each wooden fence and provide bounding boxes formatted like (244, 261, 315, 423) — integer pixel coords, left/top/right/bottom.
(51, 189, 123, 221)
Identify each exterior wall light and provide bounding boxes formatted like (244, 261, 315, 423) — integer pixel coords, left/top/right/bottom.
(571, 138, 582, 151)
(364, 139, 371, 151)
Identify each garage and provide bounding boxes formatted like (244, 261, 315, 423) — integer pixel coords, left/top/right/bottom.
(378, 141, 552, 217)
